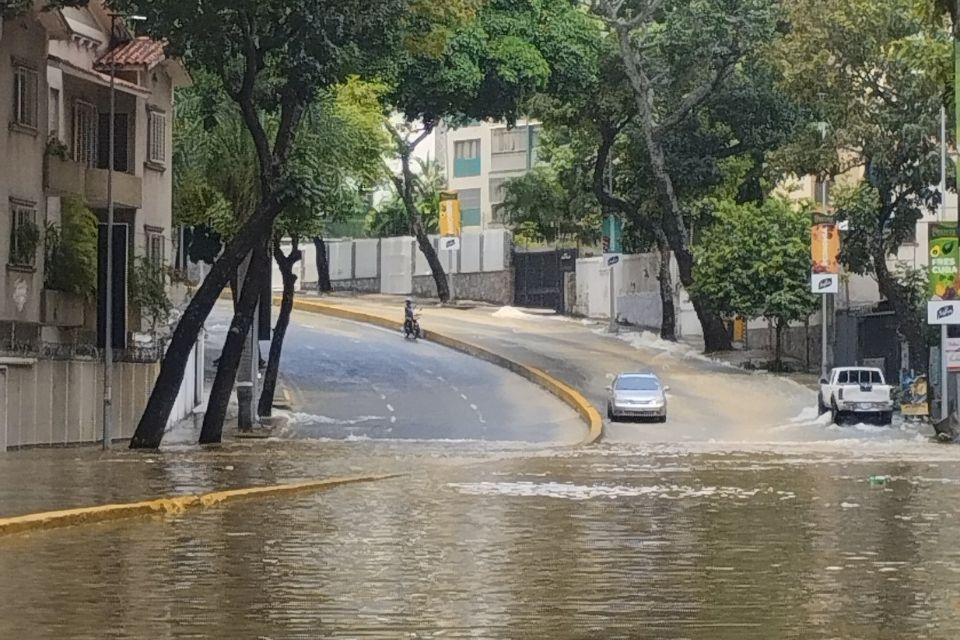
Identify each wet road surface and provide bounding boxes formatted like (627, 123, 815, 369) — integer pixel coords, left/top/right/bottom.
(0, 301, 952, 638)
(206, 305, 584, 444)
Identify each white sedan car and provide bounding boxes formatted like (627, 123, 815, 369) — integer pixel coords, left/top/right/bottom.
(606, 373, 668, 422)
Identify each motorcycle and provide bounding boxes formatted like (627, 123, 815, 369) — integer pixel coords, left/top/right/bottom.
(403, 314, 423, 340)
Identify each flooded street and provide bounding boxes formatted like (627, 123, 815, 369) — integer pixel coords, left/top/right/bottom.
(3, 420, 960, 639)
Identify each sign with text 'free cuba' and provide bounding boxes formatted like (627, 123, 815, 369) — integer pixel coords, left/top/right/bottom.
(928, 223, 960, 301)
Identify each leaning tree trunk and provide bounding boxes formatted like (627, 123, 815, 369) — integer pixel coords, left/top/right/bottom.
(875, 247, 927, 374)
(130, 201, 282, 449)
(394, 149, 448, 302)
(656, 234, 677, 341)
(259, 239, 301, 417)
(313, 235, 332, 293)
(614, 23, 732, 353)
(199, 240, 270, 444)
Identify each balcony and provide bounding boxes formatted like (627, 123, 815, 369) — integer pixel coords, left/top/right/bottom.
(45, 156, 142, 209)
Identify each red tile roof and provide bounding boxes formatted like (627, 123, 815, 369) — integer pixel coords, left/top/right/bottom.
(95, 37, 166, 70)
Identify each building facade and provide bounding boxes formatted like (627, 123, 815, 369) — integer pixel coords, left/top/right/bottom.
(0, 2, 197, 449)
(434, 118, 541, 229)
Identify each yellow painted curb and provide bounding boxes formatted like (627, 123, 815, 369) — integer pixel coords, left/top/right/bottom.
(288, 298, 603, 445)
(0, 474, 400, 536)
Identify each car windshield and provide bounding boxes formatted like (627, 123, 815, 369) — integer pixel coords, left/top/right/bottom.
(837, 370, 883, 384)
(616, 376, 660, 391)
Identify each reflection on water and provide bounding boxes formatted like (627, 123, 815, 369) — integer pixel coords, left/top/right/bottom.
(3, 435, 960, 639)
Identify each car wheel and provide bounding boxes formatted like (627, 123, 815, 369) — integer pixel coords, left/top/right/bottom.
(817, 394, 828, 415)
(830, 401, 840, 426)
(879, 411, 893, 426)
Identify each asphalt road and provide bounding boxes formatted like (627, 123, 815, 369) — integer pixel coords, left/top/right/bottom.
(206, 304, 583, 444)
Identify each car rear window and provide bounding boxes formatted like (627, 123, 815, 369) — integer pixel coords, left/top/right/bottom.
(616, 377, 660, 391)
(839, 370, 883, 384)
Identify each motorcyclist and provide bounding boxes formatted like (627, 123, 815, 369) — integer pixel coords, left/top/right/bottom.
(403, 297, 417, 336)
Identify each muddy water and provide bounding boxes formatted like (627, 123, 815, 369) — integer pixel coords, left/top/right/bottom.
(2, 419, 960, 640)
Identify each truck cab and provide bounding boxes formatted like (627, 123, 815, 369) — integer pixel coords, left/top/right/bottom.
(818, 367, 894, 426)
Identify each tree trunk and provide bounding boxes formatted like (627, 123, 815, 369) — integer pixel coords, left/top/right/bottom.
(259, 239, 301, 417)
(774, 319, 785, 372)
(874, 248, 927, 374)
(657, 236, 677, 341)
(391, 127, 448, 302)
(199, 239, 270, 444)
(313, 235, 332, 293)
(130, 202, 282, 449)
(614, 24, 732, 353)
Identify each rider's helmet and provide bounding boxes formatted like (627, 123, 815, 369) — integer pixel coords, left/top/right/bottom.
(405, 297, 413, 305)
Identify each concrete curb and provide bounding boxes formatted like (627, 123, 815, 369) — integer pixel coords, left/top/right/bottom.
(0, 474, 400, 536)
(289, 298, 604, 445)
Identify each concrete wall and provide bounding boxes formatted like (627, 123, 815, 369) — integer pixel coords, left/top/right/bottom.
(574, 253, 681, 330)
(292, 230, 513, 301)
(412, 270, 513, 305)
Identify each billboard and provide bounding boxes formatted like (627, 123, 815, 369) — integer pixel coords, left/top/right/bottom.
(810, 213, 840, 275)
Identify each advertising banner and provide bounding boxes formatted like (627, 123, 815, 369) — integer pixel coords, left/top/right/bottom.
(928, 223, 960, 301)
(439, 191, 461, 237)
(810, 213, 840, 275)
(946, 337, 960, 372)
(900, 371, 929, 417)
(602, 215, 623, 254)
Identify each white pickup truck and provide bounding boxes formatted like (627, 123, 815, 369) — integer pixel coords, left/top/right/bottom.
(818, 367, 895, 426)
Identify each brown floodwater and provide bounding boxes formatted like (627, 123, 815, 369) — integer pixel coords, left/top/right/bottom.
(2, 428, 960, 639)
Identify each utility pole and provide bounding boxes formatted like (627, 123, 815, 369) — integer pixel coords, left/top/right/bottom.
(103, 14, 117, 450)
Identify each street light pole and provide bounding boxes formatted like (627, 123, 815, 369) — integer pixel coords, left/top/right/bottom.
(103, 14, 145, 450)
(102, 15, 118, 450)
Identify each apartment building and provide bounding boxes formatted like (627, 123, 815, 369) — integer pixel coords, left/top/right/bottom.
(0, 2, 197, 448)
(434, 118, 541, 229)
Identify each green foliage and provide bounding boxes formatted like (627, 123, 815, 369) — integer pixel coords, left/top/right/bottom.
(365, 159, 443, 237)
(130, 257, 172, 332)
(10, 219, 40, 267)
(693, 198, 816, 327)
(500, 149, 601, 247)
(44, 196, 98, 299)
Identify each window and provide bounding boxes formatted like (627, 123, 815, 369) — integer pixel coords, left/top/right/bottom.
(453, 139, 481, 177)
(148, 110, 166, 165)
(49, 88, 61, 139)
(74, 101, 98, 168)
(13, 65, 39, 129)
(146, 228, 165, 267)
(489, 177, 510, 222)
(616, 376, 661, 391)
(9, 201, 38, 267)
(492, 127, 528, 154)
(814, 177, 832, 210)
(459, 188, 481, 227)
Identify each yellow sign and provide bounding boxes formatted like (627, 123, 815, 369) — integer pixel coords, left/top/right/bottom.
(439, 191, 461, 237)
(811, 222, 840, 275)
(733, 316, 747, 343)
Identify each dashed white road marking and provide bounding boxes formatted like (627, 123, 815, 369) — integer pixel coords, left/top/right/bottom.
(386, 404, 395, 413)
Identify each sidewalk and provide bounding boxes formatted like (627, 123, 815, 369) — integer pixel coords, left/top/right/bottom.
(302, 293, 814, 440)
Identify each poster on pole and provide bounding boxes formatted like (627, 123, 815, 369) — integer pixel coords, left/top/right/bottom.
(927, 224, 960, 325)
(602, 215, 622, 254)
(810, 213, 840, 276)
(439, 191, 461, 238)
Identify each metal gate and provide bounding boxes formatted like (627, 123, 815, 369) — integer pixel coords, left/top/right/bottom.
(513, 248, 577, 312)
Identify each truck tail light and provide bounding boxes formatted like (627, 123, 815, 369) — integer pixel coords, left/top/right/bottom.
(838, 388, 844, 401)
